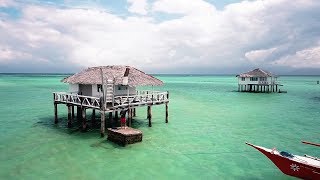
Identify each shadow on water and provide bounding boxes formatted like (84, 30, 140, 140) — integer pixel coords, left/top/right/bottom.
(33, 114, 148, 149)
(311, 96, 320, 102)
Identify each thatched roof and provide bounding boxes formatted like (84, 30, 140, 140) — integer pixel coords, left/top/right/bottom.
(62, 66, 163, 86)
(236, 68, 276, 78)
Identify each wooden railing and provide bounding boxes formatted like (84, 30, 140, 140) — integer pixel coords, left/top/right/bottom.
(53, 92, 101, 109)
(53, 91, 169, 109)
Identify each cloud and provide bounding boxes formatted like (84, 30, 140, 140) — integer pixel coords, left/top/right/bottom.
(0, 0, 320, 74)
(245, 47, 277, 62)
(127, 0, 148, 15)
(0, 0, 16, 7)
(272, 45, 320, 68)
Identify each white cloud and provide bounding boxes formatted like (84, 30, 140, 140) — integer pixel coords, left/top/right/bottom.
(0, 0, 320, 73)
(272, 45, 320, 68)
(245, 48, 277, 62)
(127, 0, 148, 15)
(0, 0, 16, 7)
(152, 0, 216, 15)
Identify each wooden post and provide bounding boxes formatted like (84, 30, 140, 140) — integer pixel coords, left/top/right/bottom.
(147, 106, 152, 127)
(276, 85, 278, 92)
(133, 108, 136, 117)
(165, 102, 168, 123)
(54, 103, 58, 124)
(128, 108, 132, 127)
(91, 109, 96, 127)
(114, 110, 119, 127)
(67, 105, 72, 128)
(82, 108, 87, 131)
(71, 106, 74, 120)
(101, 110, 105, 137)
(108, 112, 112, 128)
(77, 106, 81, 121)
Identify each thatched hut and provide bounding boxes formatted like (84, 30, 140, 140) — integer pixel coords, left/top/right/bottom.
(236, 68, 282, 93)
(62, 65, 163, 97)
(53, 65, 169, 138)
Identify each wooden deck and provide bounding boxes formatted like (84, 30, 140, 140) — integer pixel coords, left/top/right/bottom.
(107, 127, 143, 146)
(53, 90, 169, 112)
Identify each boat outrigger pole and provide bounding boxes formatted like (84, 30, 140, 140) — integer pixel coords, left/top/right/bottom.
(302, 141, 320, 147)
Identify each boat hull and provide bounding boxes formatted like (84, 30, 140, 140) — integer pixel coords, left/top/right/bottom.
(246, 142, 320, 180)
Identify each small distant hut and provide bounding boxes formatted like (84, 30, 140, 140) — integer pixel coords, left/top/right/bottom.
(53, 66, 169, 138)
(236, 68, 283, 93)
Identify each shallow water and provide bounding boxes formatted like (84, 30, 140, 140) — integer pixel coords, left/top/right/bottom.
(0, 74, 319, 179)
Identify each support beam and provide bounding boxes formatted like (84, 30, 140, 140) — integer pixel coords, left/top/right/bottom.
(165, 102, 168, 123)
(100, 110, 105, 137)
(67, 105, 72, 128)
(77, 106, 81, 121)
(114, 111, 119, 127)
(91, 109, 96, 127)
(71, 106, 74, 120)
(133, 108, 136, 117)
(128, 108, 132, 127)
(82, 108, 87, 131)
(108, 112, 112, 128)
(54, 103, 58, 124)
(147, 106, 152, 127)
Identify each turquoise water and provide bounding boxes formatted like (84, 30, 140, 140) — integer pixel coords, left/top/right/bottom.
(0, 74, 319, 179)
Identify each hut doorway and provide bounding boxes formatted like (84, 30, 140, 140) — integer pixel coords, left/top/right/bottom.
(79, 84, 92, 96)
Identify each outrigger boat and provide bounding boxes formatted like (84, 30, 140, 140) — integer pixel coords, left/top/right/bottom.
(246, 141, 320, 179)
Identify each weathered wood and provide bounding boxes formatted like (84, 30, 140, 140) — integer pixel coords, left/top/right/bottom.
(165, 102, 168, 123)
(77, 106, 81, 121)
(82, 108, 87, 131)
(128, 108, 132, 127)
(101, 110, 105, 137)
(114, 110, 119, 127)
(107, 127, 142, 146)
(108, 112, 112, 128)
(67, 105, 72, 128)
(71, 105, 74, 119)
(91, 109, 96, 127)
(133, 108, 136, 117)
(54, 103, 58, 124)
(147, 106, 152, 127)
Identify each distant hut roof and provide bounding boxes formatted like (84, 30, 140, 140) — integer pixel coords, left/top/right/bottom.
(62, 66, 163, 86)
(236, 68, 277, 78)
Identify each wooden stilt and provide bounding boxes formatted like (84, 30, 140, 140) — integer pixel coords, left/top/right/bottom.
(91, 109, 96, 127)
(71, 106, 74, 120)
(147, 106, 152, 127)
(82, 108, 87, 131)
(108, 112, 112, 128)
(276, 85, 278, 92)
(133, 108, 136, 117)
(67, 105, 72, 128)
(54, 103, 58, 124)
(165, 102, 168, 123)
(128, 108, 132, 127)
(114, 111, 119, 127)
(77, 106, 81, 121)
(100, 110, 105, 137)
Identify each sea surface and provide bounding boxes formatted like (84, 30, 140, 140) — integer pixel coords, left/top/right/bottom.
(0, 74, 319, 179)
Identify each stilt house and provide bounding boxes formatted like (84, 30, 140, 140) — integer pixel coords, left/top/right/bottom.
(53, 66, 169, 137)
(236, 68, 282, 93)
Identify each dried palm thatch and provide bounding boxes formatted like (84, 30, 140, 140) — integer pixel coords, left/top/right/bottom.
(62, 66, 163, 86)
(236, 68, 276, 78)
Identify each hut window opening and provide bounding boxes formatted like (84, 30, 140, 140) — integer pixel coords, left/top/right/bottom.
(97, 84, 103, 92)
(118, 85, 128, 90)
(241, 77, 245, 81)
(259, 77, 267, 81)
(250, 77, 258, 81)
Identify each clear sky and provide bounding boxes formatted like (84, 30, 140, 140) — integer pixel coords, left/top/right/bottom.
(0, 0, 319, 74)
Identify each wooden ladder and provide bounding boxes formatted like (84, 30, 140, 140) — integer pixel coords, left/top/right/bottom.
(105, 79, 114, 105)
